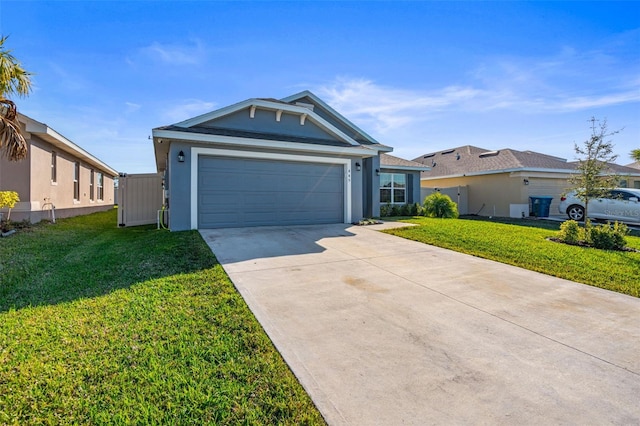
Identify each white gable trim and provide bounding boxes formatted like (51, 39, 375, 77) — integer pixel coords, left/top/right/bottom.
(281, 90, 380, 145)
(189, 147, 352, 229)
(172, 98, 360, 146)
(153, 128, 377, 157)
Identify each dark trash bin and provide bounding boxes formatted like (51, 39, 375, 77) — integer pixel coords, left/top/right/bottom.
(529, 196, 553, 217)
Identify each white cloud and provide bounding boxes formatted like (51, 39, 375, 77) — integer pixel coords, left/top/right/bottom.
(317, 78, 487, 134)
(125, 102, 141, 113)
(162, 99, 216, 123)
(141, 39, 207, 65)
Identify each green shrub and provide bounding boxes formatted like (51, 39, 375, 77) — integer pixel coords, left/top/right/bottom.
(390, 204, 400, 216)
(557, 220, 584, 244)
(399, 203, 410, 216)
(408, 202, 419, 216)
(422, 192, 459, 218)
(380, 203, 392, 217)
(587, 221, 629, 250)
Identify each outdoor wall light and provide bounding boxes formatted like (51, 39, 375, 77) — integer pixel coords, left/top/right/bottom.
(177, 151, 185, 163)
(375, 168, 380, 176)
(355, 162, 361, 171)
(523, 178, 529, 185)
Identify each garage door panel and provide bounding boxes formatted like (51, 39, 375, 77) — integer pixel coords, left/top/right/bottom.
(198, 156, 344, 228)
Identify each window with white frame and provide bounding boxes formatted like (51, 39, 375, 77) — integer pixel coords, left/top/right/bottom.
(97, 172, 104, 201)
(73, 162, 80, 201)
(89, 170, 95, 201)
(51, 151, 57, 183)
(380, 173, 406, 204)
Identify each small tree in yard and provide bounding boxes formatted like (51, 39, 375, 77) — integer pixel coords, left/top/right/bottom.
(0, 190, 19, 220)
(567, 117, 620, 223)
(631, 148, 640, 162)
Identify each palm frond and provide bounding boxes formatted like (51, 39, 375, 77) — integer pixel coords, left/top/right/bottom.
(0, 98, 28, 161)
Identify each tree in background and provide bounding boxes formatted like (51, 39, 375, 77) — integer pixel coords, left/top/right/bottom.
(568, 117, 620, 223)
(631, 149, 640, 162)
(0, 36, 32, 161)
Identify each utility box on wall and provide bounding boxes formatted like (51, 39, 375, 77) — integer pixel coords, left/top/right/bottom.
(117, 173, 163, 227)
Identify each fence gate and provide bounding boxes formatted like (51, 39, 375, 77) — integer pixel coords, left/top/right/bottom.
(117, 173, 163, 227)
(421, 186, 469, 215)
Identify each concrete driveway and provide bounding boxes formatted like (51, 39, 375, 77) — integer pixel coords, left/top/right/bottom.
(200, 223, 640, 425)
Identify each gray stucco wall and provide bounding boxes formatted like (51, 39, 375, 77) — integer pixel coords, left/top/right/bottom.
(167, 142, 192, 231)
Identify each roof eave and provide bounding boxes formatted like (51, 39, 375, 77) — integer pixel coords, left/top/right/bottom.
(20, 114, 118, 176)
(152, 128, 380, 171)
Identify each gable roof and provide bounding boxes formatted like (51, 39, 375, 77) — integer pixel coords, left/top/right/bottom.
(414, 145, 640, 179)
(152, 91, 392, 171)
(171, 97, 362, 146)
(380, 153, 430, 171)
(19, 113, 118, 177)
(281, 90, 381, 146)
(626, 161, 640, 170)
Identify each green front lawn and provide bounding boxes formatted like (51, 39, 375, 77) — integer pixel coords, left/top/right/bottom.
(0, 210, 324, 425)
(384, 216, 640, 298)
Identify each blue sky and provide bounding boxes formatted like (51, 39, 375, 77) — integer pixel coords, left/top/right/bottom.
(2, 1, 638, 173)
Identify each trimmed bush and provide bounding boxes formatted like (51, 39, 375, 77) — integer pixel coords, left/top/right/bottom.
(422, 192, 459, 218)
(557, 220, 584, 244)
(587, 221, 629, 250)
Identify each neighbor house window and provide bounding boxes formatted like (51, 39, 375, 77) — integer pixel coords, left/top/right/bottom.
(89, 170, 95, 201)
(634, 181, 640, 189)
(73, 162, 80, 201)
(619, 179, 628, 188)
(380, 173, 406, 204)
(97, 172, 104, 201)
(51, 151, 57, 183)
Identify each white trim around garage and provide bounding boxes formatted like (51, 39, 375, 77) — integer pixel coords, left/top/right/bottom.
(189, 147, 352, 230)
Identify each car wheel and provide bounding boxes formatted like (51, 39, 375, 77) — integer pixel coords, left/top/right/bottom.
(567, 205, 585, 221)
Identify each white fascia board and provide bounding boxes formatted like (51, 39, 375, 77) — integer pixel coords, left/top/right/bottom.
(21, 114, 118, 176)
(419, 167, 582, 181)
(172, 98, 255, 128)
(172, 97, 361, 147)
(382, 165, 431, 172)
(189, 147, 353, 229)
(152, 129, 378, 158)
(281, 90, 381, 145)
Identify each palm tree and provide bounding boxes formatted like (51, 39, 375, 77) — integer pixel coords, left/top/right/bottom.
(0, 36, 32, 161)
(631, 149, 640, 163)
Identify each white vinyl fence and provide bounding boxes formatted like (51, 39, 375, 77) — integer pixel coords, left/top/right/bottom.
(117, 173, 163, 227)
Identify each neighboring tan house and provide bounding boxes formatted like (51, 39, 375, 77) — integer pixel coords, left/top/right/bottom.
(414, 145, 640, 218)
(151, 90, 428, 231)
(0, 114, 118, 223)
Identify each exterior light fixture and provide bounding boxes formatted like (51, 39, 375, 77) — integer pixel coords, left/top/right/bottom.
(177, 151, 185, 163)
(355, 162, 361, 171)
(523, 178, 529, 185)
(375, 168, 380, 176)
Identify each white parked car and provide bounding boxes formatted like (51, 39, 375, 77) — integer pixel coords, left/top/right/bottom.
(558, 188, 640, 223)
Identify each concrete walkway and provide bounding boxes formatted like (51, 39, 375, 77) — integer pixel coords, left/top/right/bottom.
(200, 223, 640, 425)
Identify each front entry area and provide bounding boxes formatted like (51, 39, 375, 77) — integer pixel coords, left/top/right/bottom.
(197, 155, 345, 228)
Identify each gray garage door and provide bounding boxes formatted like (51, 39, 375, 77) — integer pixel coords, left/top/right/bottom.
(198, 156, 344, 228)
